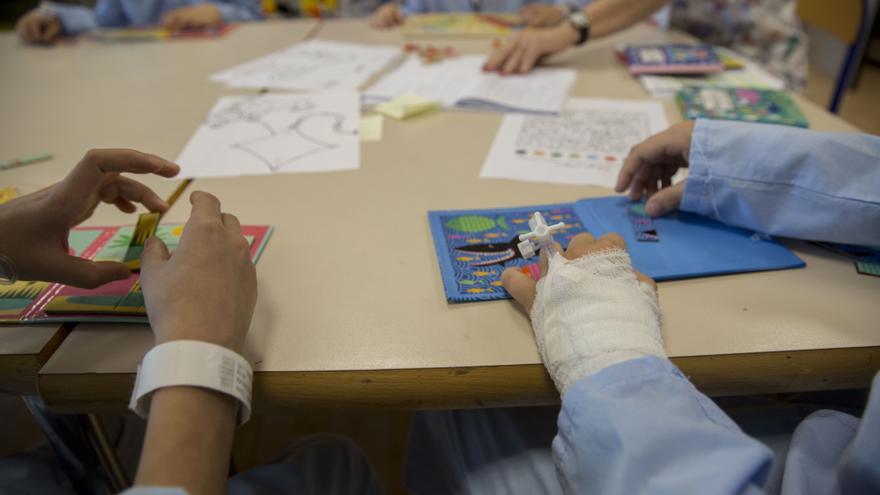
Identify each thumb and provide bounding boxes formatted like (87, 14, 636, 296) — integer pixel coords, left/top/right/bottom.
(645, 181, 685, 217)
(51, 256, 131, 289)
(501, 267, 538, 314)
(141, 236, 171, 272)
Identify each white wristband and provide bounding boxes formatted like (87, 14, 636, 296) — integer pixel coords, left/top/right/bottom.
(129, 341, 253, 426)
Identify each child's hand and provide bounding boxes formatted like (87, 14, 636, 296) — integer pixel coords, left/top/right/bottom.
(615, 121, 695, 217)
(140, 192, 257, 354)
(502, 233, 655, 313)
(16, 9, 62, 45)
(518, 4, 566, 28)
(0, 149, 179, 288)
(483, 23, 578, 75)
(370, 4, 405, 28)
(161, 4, 223, 32)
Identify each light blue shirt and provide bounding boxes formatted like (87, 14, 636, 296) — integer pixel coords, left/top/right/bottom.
(556, 121, 880, 494)
(682, 119, 880, 247)
(557, 357, 880, 494)
(44, 0, 263, 36)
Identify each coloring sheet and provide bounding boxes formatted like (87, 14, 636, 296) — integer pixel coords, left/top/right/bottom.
(480, 98, 669, 187)
(177, 93, 360, 178)
(211, 40, 400, 91)
(363, 56, 576, 114)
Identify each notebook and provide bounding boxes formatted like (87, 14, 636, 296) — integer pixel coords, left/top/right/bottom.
(428, 196, 805, 302)
(363, 55, 576, 115)
(622, 44, 724, 75)
(676, 87, 809, 127)
(403, 13, 518, 37)
(0, 224, 272, 324)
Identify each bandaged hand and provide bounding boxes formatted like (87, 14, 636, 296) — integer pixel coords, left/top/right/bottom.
(502, 233, 665, 395)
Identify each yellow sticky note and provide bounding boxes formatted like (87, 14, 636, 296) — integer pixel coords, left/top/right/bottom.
(375, 93, 440, 120)
(359, 115, 384, 142)
(0, 187, 19, 205)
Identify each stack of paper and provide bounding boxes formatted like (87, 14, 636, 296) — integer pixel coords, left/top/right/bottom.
(210, 40, 400, 91)
(364, 56, 576, 115)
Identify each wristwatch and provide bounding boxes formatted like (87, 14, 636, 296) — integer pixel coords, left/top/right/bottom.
(567, 11, 591, 46)
(0, 254, 17, 285)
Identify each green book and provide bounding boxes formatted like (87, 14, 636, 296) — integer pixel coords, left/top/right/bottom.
(677, 87, 809, 128)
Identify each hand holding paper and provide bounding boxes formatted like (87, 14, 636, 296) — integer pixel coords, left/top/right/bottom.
(0, 149, 179, 288)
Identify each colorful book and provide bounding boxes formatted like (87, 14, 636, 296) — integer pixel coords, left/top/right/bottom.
(0, 224, 272, 324)
(90, 24, 236, 43)
(403, 13, 518, 37)
(676, 87, 809, 128)
(623, 44, 724, 75)
(428, 196, 805, 303)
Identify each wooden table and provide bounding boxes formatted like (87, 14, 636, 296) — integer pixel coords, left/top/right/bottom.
(4, 19, 878, 412)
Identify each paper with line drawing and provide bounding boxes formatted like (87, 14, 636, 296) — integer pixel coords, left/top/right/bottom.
(480, 98, 670, 187)
(176, 93, 360, 178)
(210, 40, 400, 91)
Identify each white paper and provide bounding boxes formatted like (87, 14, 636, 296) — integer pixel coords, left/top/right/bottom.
(364, 56, 575, 114)
(210, 40, 400, 91)
(176, 93, 360, 178)
(480, 98, 669, 187)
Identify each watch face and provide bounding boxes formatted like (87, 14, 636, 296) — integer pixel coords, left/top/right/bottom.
(569, 12, 589, 28)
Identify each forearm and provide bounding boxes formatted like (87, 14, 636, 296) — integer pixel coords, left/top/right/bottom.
(555, 357, 772, 493)
(136, 387, 237, 495)
(682, 119, 880, 246)
(583, 0, 669, 38)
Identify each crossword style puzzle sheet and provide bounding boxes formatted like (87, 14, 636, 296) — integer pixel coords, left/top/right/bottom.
(480, 98, 669, 186)
(176, 92, 360, 178)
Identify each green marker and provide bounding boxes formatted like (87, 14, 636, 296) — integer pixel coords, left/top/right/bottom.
(0, 153, 53, 171)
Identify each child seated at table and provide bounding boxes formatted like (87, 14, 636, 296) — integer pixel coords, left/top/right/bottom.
(16, 0, 263, 45)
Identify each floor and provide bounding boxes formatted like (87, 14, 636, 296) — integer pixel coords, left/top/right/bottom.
(0, 58, 877, 494)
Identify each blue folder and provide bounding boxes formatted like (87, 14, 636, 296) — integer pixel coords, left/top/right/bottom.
(428, 196, 805, 303)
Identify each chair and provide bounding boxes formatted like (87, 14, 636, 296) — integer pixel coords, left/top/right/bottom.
(797, 0, 874, 113)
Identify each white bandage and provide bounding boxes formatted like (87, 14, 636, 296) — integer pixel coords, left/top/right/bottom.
(531, 248, 665, 395)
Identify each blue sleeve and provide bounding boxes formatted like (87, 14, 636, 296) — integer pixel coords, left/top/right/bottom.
(43, 1, 99, 34)
(402, 0, 427, 15)
(554, 356, 773, 494)
(839, 371, 880, 493)
(681, 119, 880, 247)
(210, 0, 264, 22)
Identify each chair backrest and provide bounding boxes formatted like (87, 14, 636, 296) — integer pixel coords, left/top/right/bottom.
(797, 0, 863, 44)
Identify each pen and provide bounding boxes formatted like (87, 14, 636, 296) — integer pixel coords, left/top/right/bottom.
(0, 152, 53, 171)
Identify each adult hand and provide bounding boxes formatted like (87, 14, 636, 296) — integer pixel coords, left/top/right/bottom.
(370, 4, 405, 28)
(519, 4, 566, 28)
(161, 4, 223, 32)
(140, 192, 257, 354)
(502, 233, 655, 313)
(16, 9, 62, 44)
(0, 149, 179, 288)
(615, 121, 695, 217)
(483, 23, 578, 75)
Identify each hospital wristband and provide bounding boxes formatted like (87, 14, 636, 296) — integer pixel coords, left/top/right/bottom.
(129, 340, 253, 426)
